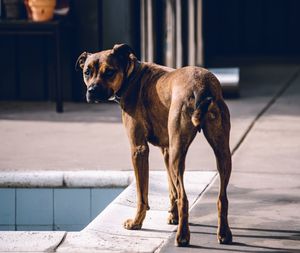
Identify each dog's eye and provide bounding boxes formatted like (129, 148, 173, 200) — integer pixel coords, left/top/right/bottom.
(84, 68, 92, 76)
(104, 69, 115, 78)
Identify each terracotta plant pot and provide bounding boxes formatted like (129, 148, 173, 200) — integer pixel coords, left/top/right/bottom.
(26, 0, 56, 22)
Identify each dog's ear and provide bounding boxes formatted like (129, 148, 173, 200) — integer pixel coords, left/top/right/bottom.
(75, 52, 91, 71)
(111, 44, 135, 66)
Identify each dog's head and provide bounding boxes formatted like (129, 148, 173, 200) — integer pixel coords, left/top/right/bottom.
(75, 44, 136, 103)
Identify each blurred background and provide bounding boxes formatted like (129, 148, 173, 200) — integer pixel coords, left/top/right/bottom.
(1, 0, 300, 104)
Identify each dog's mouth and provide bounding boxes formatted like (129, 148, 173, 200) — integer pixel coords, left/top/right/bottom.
(86, 87, 114, 103)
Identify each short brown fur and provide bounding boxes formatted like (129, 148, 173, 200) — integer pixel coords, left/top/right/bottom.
(76, 44, 232, 246)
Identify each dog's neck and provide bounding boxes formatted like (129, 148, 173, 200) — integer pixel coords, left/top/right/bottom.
(111, 59, 143, 104)
(115, 60, 172, 112)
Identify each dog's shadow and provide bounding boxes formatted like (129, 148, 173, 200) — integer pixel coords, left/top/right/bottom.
(188, 223, 300, 253)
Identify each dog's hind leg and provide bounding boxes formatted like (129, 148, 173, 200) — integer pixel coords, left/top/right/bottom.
(168, 105, 197, 247)
(161, 147, 178, 225)
(202, 99, 232, 244)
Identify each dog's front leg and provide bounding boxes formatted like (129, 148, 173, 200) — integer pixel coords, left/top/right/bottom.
(122, 112, 150, 230)
(123, 143, 149, 230)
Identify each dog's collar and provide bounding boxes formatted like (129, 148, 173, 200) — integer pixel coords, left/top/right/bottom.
(108, 94, 121, 103)
(109, 60, 141, 104)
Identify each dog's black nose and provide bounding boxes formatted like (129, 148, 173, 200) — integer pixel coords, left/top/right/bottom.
(86, 84, 99, 103)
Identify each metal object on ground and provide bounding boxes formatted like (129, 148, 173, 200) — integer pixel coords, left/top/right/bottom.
(210, 68, 240, 98)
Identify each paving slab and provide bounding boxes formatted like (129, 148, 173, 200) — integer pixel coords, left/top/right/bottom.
(0, 231, 66, 252)
(234, 72, 300, 174)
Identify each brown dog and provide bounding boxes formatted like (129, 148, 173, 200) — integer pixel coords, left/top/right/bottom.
(76, 44, 232, 247)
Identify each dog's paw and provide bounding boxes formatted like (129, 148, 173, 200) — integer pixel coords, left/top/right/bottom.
(167, 213, 178, 225)
(175, 230, 190, 247)
(123, 219, 142, 230)
(217, 228, 232, 244)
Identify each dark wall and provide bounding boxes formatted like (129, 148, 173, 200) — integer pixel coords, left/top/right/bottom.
(101, 0, 140, 57)
(0, 7, 87, 102)
(72, 0, 140, 101)
(203, 0, 300, 65)
(70, 0, 101, 101)
(0, 33, 68, 101)
(0, 0, 139, 102)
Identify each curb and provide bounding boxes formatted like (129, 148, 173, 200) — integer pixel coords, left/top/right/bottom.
(0, 170, 133, 188)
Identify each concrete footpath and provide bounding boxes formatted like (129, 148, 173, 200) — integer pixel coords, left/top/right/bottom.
(0, 64, 300, 252)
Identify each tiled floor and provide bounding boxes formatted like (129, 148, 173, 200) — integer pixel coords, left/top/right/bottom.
(0, 187, 123, 231)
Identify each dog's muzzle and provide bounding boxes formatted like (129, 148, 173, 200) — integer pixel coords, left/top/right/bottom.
(86, 84, 113, 103)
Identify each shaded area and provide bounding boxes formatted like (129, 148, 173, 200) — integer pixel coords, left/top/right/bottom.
(0, 102, 122, 123)
(161, 172, 300, 253)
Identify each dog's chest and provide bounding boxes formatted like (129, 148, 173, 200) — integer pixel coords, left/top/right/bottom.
(142, 111, 169, 148)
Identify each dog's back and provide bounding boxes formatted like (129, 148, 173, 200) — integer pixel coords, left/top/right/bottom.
(138, 64, 223, 134)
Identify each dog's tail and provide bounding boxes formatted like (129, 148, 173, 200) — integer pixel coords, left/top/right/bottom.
(191, 71, 222, 132)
